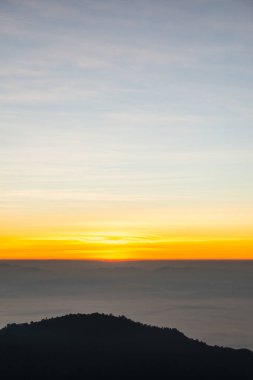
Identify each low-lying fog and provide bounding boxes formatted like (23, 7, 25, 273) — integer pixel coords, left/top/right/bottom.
(0, 260, 252, 350)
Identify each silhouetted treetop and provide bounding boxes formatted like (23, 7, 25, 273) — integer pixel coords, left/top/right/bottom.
(0, 313, 252, 379)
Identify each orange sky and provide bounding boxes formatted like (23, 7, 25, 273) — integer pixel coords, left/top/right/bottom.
(1, 227, 253, 260)
(1, 199, 253, 260)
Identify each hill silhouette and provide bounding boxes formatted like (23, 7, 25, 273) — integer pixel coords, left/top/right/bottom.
(0, 313, 252, 379)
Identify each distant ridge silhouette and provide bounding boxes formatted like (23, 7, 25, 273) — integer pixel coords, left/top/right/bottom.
(0, 313, 252, 379)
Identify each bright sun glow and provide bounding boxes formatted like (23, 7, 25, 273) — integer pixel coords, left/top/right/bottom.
(1, 228, 253, 260)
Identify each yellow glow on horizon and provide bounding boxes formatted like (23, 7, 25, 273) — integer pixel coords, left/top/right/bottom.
(1, 231, 253, 260)
(1, 203, 253, 260)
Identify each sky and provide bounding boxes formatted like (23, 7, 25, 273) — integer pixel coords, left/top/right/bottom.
(1, 0, 253, 259)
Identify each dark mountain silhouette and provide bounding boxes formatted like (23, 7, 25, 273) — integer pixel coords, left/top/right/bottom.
(0, 313, 252, 379)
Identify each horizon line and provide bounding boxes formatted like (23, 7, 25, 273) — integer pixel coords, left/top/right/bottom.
(1, 258, 253, 262)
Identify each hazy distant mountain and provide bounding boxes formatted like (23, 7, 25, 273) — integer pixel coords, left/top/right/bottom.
(0, 313, 252, 379)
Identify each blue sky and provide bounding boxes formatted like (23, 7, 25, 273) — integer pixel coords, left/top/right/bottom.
(1, 0, 253, 257)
